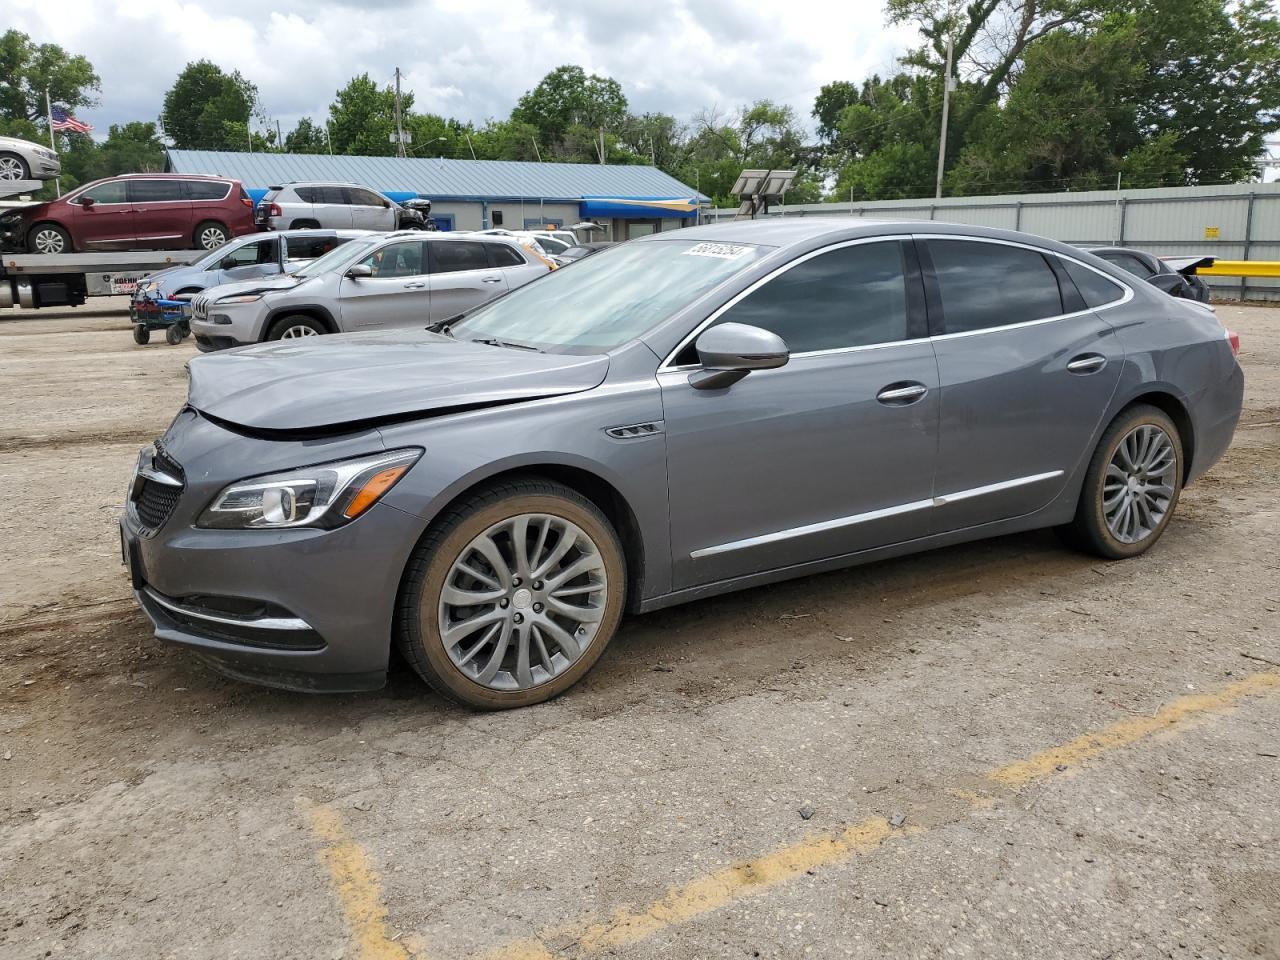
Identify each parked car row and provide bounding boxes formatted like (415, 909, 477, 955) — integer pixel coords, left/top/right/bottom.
(120, 219, 1244, 708)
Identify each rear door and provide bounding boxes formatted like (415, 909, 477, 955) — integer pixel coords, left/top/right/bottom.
(921, 236, 1125, 531)
(347, 187, 394, 230)
(128, 179, 192, 248)
(336, 238, 430, 329)
(314, 185, 352, 228)
(484, 241, 543, 292)
(69, 179, 134, 248)
(426, 240, 506, 322)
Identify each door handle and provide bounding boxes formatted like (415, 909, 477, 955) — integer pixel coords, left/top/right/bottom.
(403, 281, 426, 289)
(481, 276, 503, 283)
(876, 383, 929, 405)
(1066, 354, 1107, 374)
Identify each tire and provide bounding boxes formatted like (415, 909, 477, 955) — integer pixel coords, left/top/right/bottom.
(132, 325, 150, 345)
(0, 152, 29, 181)
(266, 314, 327, 340)
(396, 478, 627, 709)
(27, 223, 71, 254)
(165, 324, 184, 345)
(194, 221, 230, 250)
(289, 219, 321, 230)
(1063, 404, 1183, 560)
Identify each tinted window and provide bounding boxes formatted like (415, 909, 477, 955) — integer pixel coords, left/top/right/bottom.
(320, 186, 348, 205)
(712, 241, 909, 353)
(431, 240, 490, 273)
(348, 188, 384, 207)
(216, 238, 276, 268)
(1099, 251, 1155, 279)
(78, 181, 127, 204)
(486, 243, 526, 267)
(1063, 260, 1126, 308)
(293, 186, 318, 203)
(928, 240, 1063, 334)
(186, 180, 229, 200)
(128, 180, 184, 203)
(538, 236, 570, 254)
(284, 235, 344, 261)
(358, 240, 425, 278)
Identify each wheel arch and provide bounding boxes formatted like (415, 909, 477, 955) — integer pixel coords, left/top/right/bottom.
(259, 304, 340, 339)
(398, 461, 648, 614)
(26, 219, 73, 252)
(1117, 389, 1195, 483)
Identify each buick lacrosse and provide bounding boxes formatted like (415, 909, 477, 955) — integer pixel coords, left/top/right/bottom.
(121, 219, 1243, 708)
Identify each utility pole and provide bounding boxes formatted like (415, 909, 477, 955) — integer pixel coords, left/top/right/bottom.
(465, 133, 477, 161)
(276, 120, 283, 152)
(325, 122, 333, 155)
(599, 127, 606, 165)
(934, 36, 954, 200)
(531, 137, 542, 162)
(393, 67, 407, 159)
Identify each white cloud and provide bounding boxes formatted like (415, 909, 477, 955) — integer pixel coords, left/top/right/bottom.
(11, 0, 919, 141)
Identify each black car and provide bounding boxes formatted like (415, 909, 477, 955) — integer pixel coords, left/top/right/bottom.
(558, 241, 615, 262)
(1085, 247, 1213, 303)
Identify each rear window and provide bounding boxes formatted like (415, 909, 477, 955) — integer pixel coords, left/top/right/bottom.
(1063, 260, 1126, 308)
(186, 180, 230, 201)
(284, 235, 347, 261)
(128, 180, 184, 203)
(347, 187, 385, 207)
(485, 243, 526, 267)
(293, 186, 317, 203)
(927, 239, 1064, 334)
(431, 240, 489, 273)
(319, 186, 347, 205)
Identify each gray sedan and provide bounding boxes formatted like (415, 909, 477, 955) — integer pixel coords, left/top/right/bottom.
(121, 219, 1243, 708)
(0, 134, 60, 181)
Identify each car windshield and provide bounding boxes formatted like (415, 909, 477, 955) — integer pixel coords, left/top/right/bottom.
(451, 238, 771, 353)
(292, 236, 382, 278)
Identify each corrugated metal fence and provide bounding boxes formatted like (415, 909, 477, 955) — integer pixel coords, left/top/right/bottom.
(705, 183, 1280, 300)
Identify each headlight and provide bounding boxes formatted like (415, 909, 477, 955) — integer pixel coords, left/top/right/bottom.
(197, 449, 421, 530)
(216, 293, 264, 304)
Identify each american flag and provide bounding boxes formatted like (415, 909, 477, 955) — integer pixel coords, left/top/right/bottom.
(50, 105, 92, 134)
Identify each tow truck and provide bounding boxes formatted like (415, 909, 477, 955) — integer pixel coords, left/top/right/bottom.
(0, 179, 201, 310)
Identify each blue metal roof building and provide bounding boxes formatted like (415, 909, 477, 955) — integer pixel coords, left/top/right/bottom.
(165, 149, 708, 238)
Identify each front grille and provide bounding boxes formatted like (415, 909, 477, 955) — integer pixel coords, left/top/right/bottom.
(190, 294, 209, 319)
(132, 447, 185, 535)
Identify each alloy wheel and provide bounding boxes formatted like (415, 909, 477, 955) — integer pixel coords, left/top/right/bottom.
(279, 324, 318, 338)
(0, 156, 24, 181)
(437, 513, 608, 691)
(199, 226, 228, 249)
(1102, 424, 1176, 544)
(32, 228, 65, 254)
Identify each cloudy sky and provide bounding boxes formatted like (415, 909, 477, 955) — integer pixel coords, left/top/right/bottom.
(13, 0, 917, 139)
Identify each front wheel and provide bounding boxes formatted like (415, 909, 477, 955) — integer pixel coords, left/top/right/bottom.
(266, 315, 326, 340)
(396, 478, 626, 709)
(0, 152, 29, 181)
(1063, 404, 1183, 559)
(28, 223, 71, 254)
(132, 325, 150, 345)
(194, 221, 230, 250)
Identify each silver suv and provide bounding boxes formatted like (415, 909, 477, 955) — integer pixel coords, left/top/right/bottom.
(189, 232, 549, 350)
(256, 182, 399, 231)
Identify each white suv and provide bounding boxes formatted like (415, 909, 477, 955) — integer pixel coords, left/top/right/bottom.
(255, 182, 400, 231)
(189, 233, 549, 351)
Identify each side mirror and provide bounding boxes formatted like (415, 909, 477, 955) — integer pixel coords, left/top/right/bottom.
(1148, 272, 1190, 298)
(81, 196, 95, 208)
(345, 264, 373, 280)
(690, 322, 789, 389)
(382, 199, 391, 208)
(219, 256, 238, 271)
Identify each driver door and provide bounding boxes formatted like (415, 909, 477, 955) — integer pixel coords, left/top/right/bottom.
(70, 180, 135, 248)
(336, 238, 430, 329)
(211, 236, 282, 285)
(661, 238, 941, 590)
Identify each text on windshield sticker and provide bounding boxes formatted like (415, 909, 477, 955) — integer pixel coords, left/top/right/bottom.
(682, 242, 752, 260)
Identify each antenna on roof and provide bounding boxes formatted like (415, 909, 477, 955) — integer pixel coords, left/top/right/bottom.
(731, 169, 796, 220)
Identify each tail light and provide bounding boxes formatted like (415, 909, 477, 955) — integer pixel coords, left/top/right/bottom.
(1227, 329, 1240, 356)
(265, 202, 282, 217)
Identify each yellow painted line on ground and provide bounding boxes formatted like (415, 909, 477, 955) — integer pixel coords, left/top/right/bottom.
(303, 800, 418, 960)
(476, 670, 1280, 960)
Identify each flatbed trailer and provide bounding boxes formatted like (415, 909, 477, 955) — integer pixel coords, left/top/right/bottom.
(1, 249, 203, 310)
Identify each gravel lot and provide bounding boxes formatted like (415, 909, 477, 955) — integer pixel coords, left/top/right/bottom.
(1, 298, 1277, 960)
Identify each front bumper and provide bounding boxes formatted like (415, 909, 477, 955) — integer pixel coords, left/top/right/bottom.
(32, 155, 61, 178)
(121, 415, 423, 692)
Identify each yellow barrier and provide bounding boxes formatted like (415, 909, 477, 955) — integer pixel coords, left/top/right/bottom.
(1195, 260, 1280, 278)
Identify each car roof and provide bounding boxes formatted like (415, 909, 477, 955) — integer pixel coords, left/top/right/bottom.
(276, 228, 377, 238)
(111, 173, 232, 181)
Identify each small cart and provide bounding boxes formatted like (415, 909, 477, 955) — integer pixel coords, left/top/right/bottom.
(130, 297, 191, 345)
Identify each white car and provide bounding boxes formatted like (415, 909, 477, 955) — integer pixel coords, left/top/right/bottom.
(0, 135, 60, 182)
(189, 232, 549, 351)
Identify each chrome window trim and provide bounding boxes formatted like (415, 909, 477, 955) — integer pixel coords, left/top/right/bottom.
(690, 470, 1065, 559)
(659, 234, 914, 371)
(917, 234, 1134, 340)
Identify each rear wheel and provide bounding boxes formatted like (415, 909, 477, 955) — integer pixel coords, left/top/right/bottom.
(266, 315, 326, 340)
(165, 324, 184, 345)
(28, 223, 70, 254)
(1064, 404, 1183, 559)
(194, 221, 230, 250)
(132, 325, 150, 345)
(0, 152, 29, 181)
(396, 478, 626, 709)
(289, 219, 321, 230)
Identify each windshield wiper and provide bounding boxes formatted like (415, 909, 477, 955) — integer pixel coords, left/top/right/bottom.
(426, 313, 465, 337)
(469, 336, 544, 352)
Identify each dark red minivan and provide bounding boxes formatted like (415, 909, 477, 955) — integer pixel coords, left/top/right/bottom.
(19, 174, 257, 254)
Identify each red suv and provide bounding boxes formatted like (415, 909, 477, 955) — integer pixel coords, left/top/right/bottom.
(18, 174, 257, 254)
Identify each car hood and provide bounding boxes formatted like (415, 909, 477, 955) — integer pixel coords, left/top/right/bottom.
(186, 329, 610, 433)
(200, 274, 305, 300)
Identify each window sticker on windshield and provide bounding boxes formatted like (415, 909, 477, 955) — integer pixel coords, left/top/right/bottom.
(682, 242, 752, 260)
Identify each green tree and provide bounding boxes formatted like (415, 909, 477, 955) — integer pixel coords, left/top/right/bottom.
(327, 73, 402, 156)
(160, 60, 260, 150)
(0, 30, 99, 124)
(284, 117, 329, 154)
(511, 65, 627, 157)
(469, 118, 543, 161)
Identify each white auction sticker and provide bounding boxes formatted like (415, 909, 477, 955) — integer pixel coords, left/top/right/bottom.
(682, 242, 752, 260)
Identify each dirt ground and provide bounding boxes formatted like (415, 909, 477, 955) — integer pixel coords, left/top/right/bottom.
(1, 297, 1277, 960)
